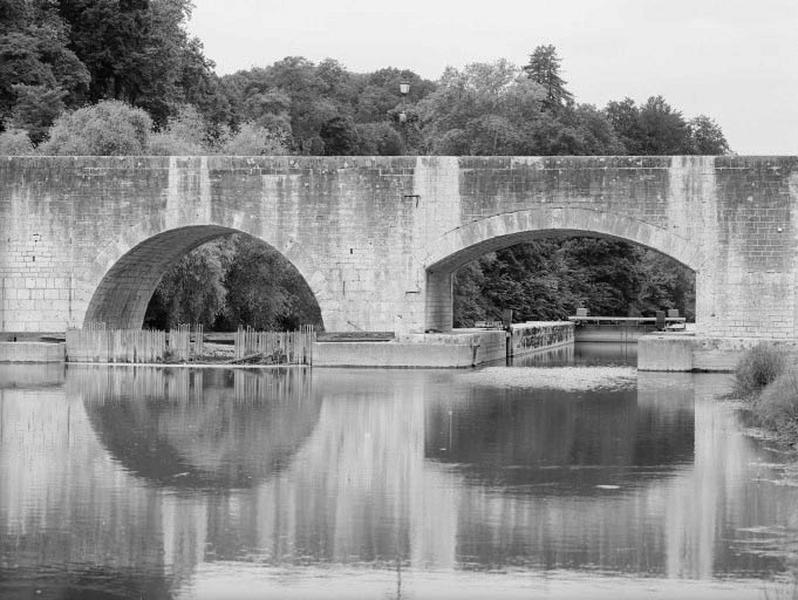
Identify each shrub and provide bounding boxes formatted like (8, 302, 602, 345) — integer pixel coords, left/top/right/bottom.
(734, 343, 786, 399)
(39, 100, 152, 155)
(356, 122, 404, 155)
(219, 122, 287, 155)
(7, 84, 67, 144)
(756, 370, 798, 437)
(147, 105, 208, 155)
(0, 128, 35, 154)
(147, 131, 206, 155)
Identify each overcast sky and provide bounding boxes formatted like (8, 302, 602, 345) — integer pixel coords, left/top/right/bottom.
(187, 0, 797, 155)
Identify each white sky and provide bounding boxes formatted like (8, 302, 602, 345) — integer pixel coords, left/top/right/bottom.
(187, 0, 798, 155)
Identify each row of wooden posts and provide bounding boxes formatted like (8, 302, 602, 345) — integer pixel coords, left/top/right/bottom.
(65, 323, 313, 365)
(233, 325, 314, 365)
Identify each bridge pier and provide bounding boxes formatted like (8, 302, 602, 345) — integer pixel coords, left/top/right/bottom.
(424, 271, 453, 332)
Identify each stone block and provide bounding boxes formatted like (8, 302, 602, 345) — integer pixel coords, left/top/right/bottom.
(638, 335, 694, 371)
(0, 341, 65, 363)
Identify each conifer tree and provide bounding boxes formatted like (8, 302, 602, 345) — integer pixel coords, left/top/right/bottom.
(522, 45, 574, 109)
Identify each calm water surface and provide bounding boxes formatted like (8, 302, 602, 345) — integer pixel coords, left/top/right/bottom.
(1, 345, 797, 599)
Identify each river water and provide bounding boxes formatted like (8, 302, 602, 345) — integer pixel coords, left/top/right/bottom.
(1, 345, 798, 599)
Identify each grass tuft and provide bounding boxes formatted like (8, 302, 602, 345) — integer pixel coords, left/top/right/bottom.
(734, 343, 787, 400)
(756, 370, 798, 438)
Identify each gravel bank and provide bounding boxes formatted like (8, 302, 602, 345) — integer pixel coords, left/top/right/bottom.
(464, 366, 637, 391)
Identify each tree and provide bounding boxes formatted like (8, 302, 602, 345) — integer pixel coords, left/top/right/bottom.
(418, 60, 548, 155)
(147, 103, 208, 154)
(571, 104, 624, 155)
(241, 88, 292, 137)
(687, 115, 730, 154)
(604, 96, 731, 156)
(220, 59, 436, 155)
(633, 249, 696, 319)
(57, 0, 223, 126)
(452, 237, 696, 326)
(319, 115, 358, 155)
(39, 99, 152, 155)
(6, 84, 66, 143)
(57, 0, 151, 103)
(144, 240, 230, 329)
(0, 128, 34, 154)
(452, 261, 491, 326)
(604, 97, 644, 154)
(175, 37, 231, 129)
(220, 236, 321, 331)
(256, 56, 332, 153)
(355, 122, 403, 155)
(523, 45, 574, 109)
(219, 121, 287, 155)
(419, 59, 624, 157)
(0, 2, 89, 139)
(636, 95, 690, 154)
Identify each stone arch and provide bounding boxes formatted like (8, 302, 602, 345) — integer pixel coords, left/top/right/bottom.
(82, 225, 330, 330)
(418, 207, 704, 332)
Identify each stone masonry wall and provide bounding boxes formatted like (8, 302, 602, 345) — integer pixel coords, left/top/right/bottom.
(1, 155, 797, 340)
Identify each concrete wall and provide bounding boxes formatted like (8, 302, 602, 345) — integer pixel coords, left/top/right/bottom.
(314, 323, 574, 368)
(314, 340, 481, 368)
(639, 334, 798, 372)
(314, 331, 499, 368)
(0, 342, 64, 363)
(2, 156, 798, 344)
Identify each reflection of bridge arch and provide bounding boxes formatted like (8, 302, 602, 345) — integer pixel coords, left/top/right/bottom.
(77, 367, 320, 490)
(424, 378, 695, 488)
(157, 370, 785, 583)
(419, 208, 702, 332)
(3, 367, 795, 595)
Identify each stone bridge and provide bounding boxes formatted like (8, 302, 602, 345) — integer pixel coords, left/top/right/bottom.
(1, 155, 797, 342)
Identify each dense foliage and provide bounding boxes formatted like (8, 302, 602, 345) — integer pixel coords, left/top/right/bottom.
(453, 239, 695, 326)
(0, 4, 731, 329)
(144, 235, 322, 331)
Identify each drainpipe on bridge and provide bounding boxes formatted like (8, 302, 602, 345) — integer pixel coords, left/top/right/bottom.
(503, 309, 514, 366)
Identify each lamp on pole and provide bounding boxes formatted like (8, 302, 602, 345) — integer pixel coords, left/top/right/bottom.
(397, 80, 411, 155)
(398, 80, 410, 123)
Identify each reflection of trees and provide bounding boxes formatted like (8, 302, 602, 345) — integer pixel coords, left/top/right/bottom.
(76, 366, 319, 489)
(425, 378, 694, 491)
(4, 367, 798, 597)
(165, 370, 798, 584)
(1, 567, 171, 600)
(200, 371, 459, 569)
(0, 382, 169, 597)
(662, 374, 790, 579)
